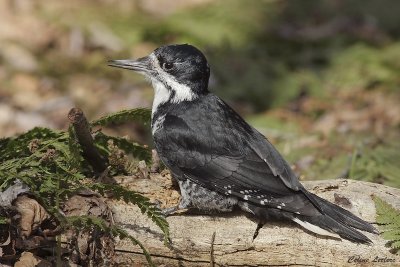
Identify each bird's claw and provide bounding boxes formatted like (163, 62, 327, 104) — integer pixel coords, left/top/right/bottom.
(161, 206, 179, 217)
(252, 222, 264, 241)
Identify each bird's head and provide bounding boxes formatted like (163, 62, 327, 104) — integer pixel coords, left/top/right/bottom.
(108, 44, 210, 108)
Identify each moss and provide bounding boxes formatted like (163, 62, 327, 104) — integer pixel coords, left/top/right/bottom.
(142, 0, 275, 47)
(326, 43, 400, 92)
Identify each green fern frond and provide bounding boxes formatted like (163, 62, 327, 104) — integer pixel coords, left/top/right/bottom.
(65, 215, 154, 266)
(0, 170, 17, 191)
(67, 126, 84, 170)
(0, 127, 61, 161)
(0, 158, 44, 191)
(0, 137, 10, 151)
(0, 112, 169, 264)
(0, 217, 7, 224)
(373, 196, 400, 252)
(94, 132, 151, 163)
(91, 108, 151, 127)
(88, 183, 170, 242)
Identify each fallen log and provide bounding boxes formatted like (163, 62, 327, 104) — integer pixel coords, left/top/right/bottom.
(112, 175, 400, 266)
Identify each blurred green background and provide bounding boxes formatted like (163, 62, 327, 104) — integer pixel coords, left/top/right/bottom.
(0, 0, 399, 187)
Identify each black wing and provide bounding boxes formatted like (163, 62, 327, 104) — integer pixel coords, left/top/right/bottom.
(155, 94, 318, 216)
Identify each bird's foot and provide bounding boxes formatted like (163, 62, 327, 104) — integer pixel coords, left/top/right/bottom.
(153, 200, 176, 216)
(161, 206, 179, 216)
(161, 205, 189, 217)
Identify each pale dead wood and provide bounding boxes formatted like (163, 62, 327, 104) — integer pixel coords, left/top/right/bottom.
(111, 175, 400, 267)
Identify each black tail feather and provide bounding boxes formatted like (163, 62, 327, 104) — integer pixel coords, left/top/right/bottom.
(300, 214, 373, 244)
(296, 191, 377, 243)
(246, 192, 377, 244)
(311, 193, 378, 234)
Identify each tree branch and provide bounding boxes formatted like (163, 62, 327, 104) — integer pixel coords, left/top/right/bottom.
(111, 176, 400, 266)
(68, 107, 107, 174)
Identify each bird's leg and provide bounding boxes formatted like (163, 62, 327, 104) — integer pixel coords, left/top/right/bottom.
(252, 222, 264, 241)
(161, 193, 191, 216)
(153, 200, 178, 216)
(161, 206, 180, 216)
(161, 204, 189, 216)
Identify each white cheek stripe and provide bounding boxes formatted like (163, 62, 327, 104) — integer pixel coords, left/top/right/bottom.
(148, 53, 195, 116)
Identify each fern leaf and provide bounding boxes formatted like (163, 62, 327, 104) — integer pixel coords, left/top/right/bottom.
(0, 137, 10, 152)
(382, 229, 400, 240)
(0, 114, 170, 260)
(1, 127, 61, 161)
(65, 215, 155, 266)
(0, 217, 7, 224)
(88, 183, 170, 242)
(392, 240, 400, 249)
(54, 157, 86, 181)
(94, 132, 151, 163)
(91, 108, 151, 127)
(0, 159, 43, 191)
(373, 196, 400, 253)
(67, 126, 84, 170)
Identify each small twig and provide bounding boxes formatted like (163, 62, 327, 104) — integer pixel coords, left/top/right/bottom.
(97, 166, 114, 184)
(210, 231, 216, 267)
(68, 108, 107, 174)
(150, 149, 161, 173)
(138, 160, 149, 179)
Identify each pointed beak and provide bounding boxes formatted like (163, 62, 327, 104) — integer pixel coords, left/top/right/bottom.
(108, 56, 153, 74)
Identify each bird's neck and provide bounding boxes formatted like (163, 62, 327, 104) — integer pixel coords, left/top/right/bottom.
(150, 77, 201, 117)
(151, 79, 197, 114)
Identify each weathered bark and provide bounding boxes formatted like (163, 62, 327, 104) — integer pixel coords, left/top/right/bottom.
(68, 107, 107, 173)
(112, 175, 400, 266)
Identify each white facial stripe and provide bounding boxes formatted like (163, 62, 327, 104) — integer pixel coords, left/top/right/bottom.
(148, 53, 195, 115)
(151, 78, 171, 115)
(163, 74, 195, 102)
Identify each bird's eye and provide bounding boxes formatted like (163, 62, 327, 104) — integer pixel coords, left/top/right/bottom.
(162, 62, 174, 70)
